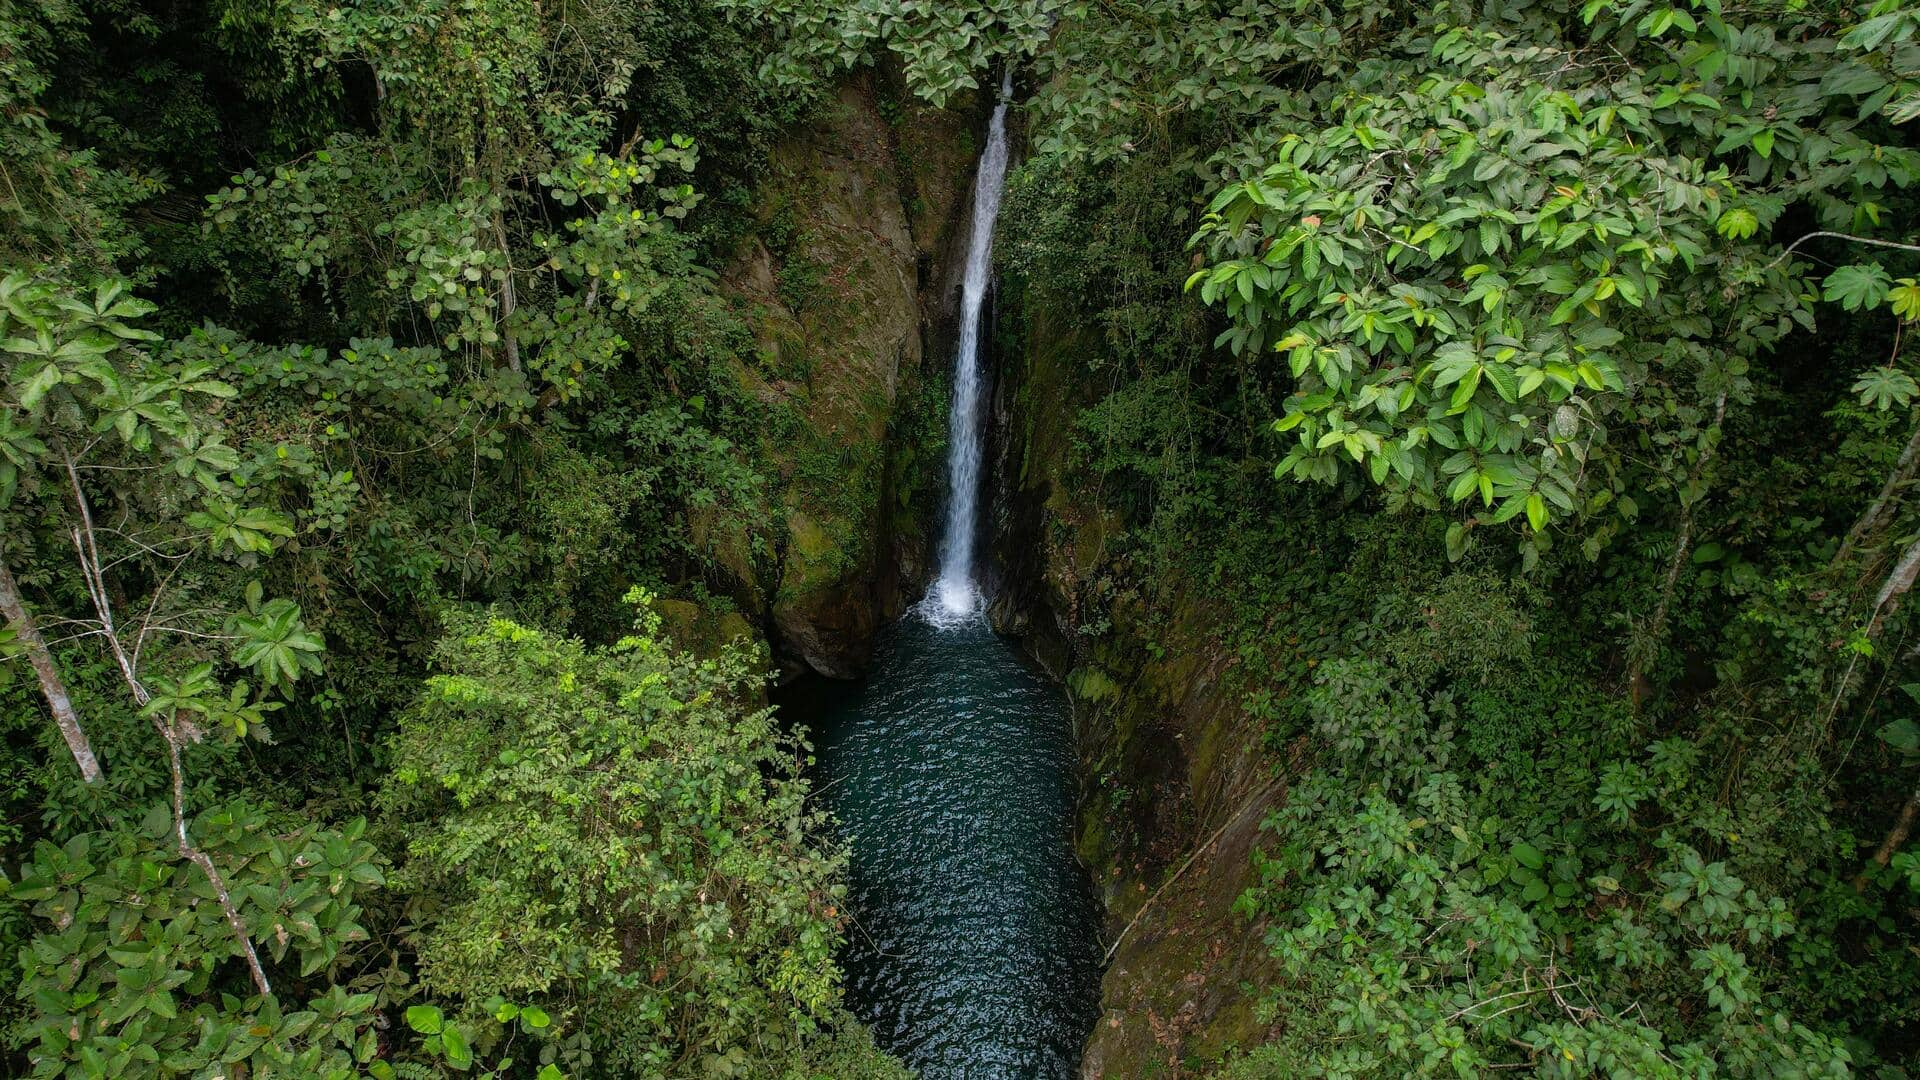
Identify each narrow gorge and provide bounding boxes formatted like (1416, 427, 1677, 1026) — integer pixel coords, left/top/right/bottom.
(775, 73, 1107, 1077)
(745, 68, 1298, 1076)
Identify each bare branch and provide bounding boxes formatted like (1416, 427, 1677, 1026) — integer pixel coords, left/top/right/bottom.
(63, 452, 272, 997)
(0, 553, 103, 784)
(1765, 231, 1920, 272)
(159, 709, 272, 997)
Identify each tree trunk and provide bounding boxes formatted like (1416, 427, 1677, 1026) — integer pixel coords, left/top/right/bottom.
(1869, 533, 1920, 637)
(0, 553, 104, 784)
(1835, 409, 1920, 572)
(1629, 392, 1727, 704)
(1855, 776, 1920, 891)
(490, 203, 520, 374)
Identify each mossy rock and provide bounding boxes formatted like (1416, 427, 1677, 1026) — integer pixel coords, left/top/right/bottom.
(719, 74, 934, 676)
(771, 506, 881, 678)
(650, 598, 757, 661)
(1005, 293, 1290, 1076)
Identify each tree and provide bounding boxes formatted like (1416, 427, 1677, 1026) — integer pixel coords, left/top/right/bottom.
(380, 601, 853, 1076)
(1182, 3, 1918, 562)
(2, 269, 328, 1000)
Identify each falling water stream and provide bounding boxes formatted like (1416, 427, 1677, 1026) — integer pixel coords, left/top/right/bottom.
(786, 72, 1103, 1077)
(930, 71, 1015, 622)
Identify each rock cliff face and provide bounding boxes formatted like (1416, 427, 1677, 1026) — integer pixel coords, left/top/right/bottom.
(715, 73, 979, 678)
(990, 309, 1285, 1077)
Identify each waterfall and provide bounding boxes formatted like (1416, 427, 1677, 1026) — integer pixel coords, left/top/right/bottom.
(929, 70, 1014, 624)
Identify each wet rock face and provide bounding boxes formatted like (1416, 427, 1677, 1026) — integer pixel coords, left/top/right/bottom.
(772, 508, 886, 679)
(991, 309, 1283, 1077)
(715, 72, 981, 679)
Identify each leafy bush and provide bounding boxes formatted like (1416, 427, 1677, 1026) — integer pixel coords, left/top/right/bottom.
(10, 805, 383, 1078)
(1234, 611, 1854, 1077)
(380, 602, 851, 1076)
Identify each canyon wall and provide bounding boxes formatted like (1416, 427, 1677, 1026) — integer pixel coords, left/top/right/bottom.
(711, 73, 980, 677)
(990, 308, 1288, 1077)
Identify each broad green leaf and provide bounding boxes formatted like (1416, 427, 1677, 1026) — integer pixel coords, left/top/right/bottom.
(1852, 366, 1918, 411)
(15, 363, 62, 411)
(1823, 264, 1894, 312)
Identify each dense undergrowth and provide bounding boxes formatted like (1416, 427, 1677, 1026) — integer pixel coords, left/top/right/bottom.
(988, 1, 1920, 1073)
(0, 1, 908, 1076)
(10, 0, 1920, 1077)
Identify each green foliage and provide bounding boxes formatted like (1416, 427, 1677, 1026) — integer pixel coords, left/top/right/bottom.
(1227, 583, 1861, 1077)
(1, 267, 326, 716)
(1180, 2, 1919, 557)
(720, 0, 1062, 104)
(977, 2, 1920, 1069)
(229, 599, 326, 693)
(377, 997, 575, 1080)
(0, 1, 909, 1076)
(379, 603, 850, 1076)
(11, 806, 382, 1078)
(13, 0, 1920, 1076)
(0, 0, 151, 267)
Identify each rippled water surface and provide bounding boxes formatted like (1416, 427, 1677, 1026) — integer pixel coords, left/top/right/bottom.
(792, 613, 1101, 1079)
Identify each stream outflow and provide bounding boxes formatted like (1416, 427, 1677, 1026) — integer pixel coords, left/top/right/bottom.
(795, 72, 1103, 1077)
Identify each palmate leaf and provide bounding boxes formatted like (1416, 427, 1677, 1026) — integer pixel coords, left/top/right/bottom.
(187, 497, 296, 555)
(139, 663, 221, 722)
(230, 599, 325, 693)
(1822, 263, 1894, 312)
(1715, 207, 1758, 240)
(1851, 366, 1918, 411)
(1890, 278, 1920, 321)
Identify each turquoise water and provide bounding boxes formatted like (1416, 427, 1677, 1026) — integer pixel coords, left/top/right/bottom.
(793, 612, 1101, 1078)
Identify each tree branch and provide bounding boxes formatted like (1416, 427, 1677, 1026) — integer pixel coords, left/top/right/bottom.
(1856, 772, 1920, 891)
(1630, 391, 1728, 704)
(1835, 408, 1920, 572)
(0, 549, 104, 784)
(1765, 231, 1920, 272)
(63, 455, 272, 997)
(1869, 533, 1920, 638)
(159, 707, 272, 997)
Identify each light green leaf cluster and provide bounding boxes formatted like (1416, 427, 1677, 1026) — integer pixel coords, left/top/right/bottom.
(380, 609, 851, 1077)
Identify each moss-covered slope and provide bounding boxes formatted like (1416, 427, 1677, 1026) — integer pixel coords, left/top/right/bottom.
(714, 73, 978, 677)
(993, 308, 1288, 1077)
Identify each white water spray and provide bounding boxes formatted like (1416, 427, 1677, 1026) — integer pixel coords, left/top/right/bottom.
(928, 70, 1014, 625)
